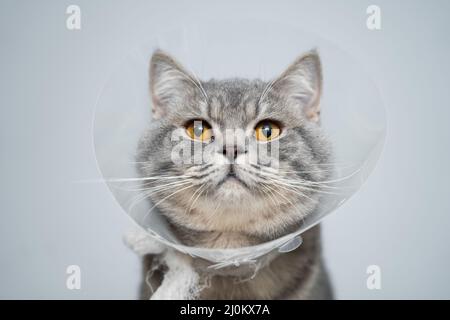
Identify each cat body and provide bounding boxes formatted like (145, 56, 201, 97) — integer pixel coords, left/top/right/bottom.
(136, 50, 333, 299)
(140, 225, 332, 299)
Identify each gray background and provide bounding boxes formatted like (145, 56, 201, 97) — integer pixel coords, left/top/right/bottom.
(0, 0, 449, 299)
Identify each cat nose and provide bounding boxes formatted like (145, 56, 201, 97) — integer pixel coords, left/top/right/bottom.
(222, 146, 237, 161)
(222, 146, 245, 161)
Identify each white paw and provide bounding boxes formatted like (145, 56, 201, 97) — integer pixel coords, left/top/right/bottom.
(123, 228, 165, 256)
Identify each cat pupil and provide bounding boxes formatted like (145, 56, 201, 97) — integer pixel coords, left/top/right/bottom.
(194, 124, 204, 137)
(262, 124, 272, 138)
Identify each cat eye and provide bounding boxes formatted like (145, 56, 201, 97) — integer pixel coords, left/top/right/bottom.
(185, 120, 213, 142)
(255, 120, 281, 142)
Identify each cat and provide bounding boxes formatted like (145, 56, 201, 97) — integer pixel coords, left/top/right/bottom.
(136, 49, 333, 299)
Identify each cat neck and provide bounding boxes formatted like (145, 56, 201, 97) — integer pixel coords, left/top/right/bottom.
(169, 222, 322, 278)
(169, 222, 268, 249)
(194, 225, 325, 299)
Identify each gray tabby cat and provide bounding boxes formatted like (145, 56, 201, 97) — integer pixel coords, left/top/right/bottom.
(136, 49, 333, 299)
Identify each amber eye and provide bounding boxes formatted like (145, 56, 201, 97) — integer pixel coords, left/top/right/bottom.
(185, 120, 213, 142)
(255, 121, 281, 141)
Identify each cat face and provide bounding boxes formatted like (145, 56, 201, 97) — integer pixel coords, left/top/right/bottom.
(136, 50, 331, 241)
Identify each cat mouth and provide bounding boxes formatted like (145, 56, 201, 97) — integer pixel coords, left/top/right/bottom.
(216, 167, 249, 189)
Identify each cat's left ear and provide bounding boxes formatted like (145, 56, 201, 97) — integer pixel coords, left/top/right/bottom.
(269, 50, 322, 122)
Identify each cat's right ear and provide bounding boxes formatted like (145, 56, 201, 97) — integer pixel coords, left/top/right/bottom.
(149, 50, 202, 119)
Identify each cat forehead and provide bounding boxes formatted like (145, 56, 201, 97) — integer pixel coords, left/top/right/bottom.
(201, 79, 266, 126)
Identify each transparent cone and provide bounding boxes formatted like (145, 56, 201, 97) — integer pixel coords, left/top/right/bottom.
(93, 19, 386, 267)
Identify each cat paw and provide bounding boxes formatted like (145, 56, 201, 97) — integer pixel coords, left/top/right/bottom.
(123, 228, 165, 256)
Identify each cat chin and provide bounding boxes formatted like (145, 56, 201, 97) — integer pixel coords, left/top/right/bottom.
(214, 178, 252, 201)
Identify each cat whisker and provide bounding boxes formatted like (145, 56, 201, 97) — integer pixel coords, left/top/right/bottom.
(112, 178, 194, 192)
(73, 176, 184, 184)
(258, 77, 278, 107)
(185, 183, 207, 215)
(274, 178, 351, 191)
(258, 168, 341, 197)
(141, 183, 196, 221)
(127, 180, 194, 211)
(105, 175, 191, 182)
(187, 183, 208, 215)
(266, 180, 316, 201)
(260, 183, 281, 209)
(262, 182, 295, 208)
(256, 165, 361, 193)
(253, 161, 358, 175)
(272, 179, 343, 196)
(240, 166, 328, 198)
(306, 168, 362, 185)
(264, 184, 309, 224)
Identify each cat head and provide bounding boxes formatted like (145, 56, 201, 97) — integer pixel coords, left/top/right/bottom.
(136, 50, 331, 243)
